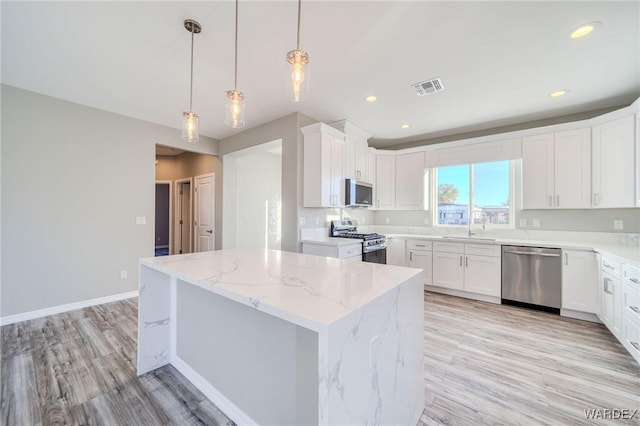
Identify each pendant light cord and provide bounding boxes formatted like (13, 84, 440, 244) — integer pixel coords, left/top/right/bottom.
(189, 28, 195, 111)
(296, 0, 301, 50)
(234, 0, 239, 90)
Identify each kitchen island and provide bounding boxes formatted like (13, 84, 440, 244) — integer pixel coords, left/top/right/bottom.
(137, 248, 424, 425)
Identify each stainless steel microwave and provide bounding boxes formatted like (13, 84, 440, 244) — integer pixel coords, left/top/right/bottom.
(345, 179, 373, 207)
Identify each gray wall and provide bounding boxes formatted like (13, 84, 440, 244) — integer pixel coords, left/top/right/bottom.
(219, 113, 317, 252)
(1, 85, 218, 317)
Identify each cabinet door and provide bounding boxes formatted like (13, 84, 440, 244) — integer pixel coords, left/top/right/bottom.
(602, 273, 621, 337)
(344, 136, 357, 180)
(561, 250, 597, 313)
(554, 128, 591, 209)
(355, 139, 369, 181)
(522, 133, 554, 209)
(375, 155, 396, 209)
(408, 249, 433, 287)
(463, 254, 501, 297)
(366, 150, 376, 186)
(387, 238, 406, 266)
(329, 135, 345, 206)
(592, 115, 636, 208)
(395, 152, 425, 210)
(433, 251, 464, 290)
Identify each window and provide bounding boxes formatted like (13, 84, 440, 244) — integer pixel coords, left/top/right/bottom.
(436, 160, 511, 226)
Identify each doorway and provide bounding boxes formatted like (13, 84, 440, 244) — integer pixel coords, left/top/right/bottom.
(175, 178, 192, 254)
(194, 173, 216, 252)
(155, 181, 172, 256)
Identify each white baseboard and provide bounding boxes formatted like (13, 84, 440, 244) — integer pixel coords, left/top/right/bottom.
(172, 356, 258, 426)
(425, 286, 501, 305)
(0, 290, 139, 326)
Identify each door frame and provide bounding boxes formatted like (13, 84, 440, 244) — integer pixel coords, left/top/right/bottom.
(155, 180, 173, 255)
(194, 173, 216, 251)
(174, 177, 193, 255)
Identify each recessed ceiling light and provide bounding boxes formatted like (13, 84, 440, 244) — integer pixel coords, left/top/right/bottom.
(401, 123, 410, 129)
(570, 22, 600, 39)
(550, 89, 569, 98)
(365, 95, 377, 103)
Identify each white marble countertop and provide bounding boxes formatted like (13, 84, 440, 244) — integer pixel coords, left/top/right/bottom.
(386, 233, 640, 265)
(140, 248, 422, 331)
(300, 236, 363, 246)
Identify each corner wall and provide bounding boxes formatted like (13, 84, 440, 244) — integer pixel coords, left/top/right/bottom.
(0, 84, 219, 317)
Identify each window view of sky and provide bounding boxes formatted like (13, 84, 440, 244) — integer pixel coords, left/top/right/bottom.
(437, 161, 509, 206)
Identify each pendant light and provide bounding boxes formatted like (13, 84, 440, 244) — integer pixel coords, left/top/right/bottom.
(286, 0, 309, 102)
(225, 0, 246, 128)
(182, 19, 201, 143)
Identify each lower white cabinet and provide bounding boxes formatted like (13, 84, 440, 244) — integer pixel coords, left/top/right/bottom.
(406, 240, 432, 287)
(387, 238, 406, 267)
(432, 242, 501, 298)
(601, 271, 622, 337)
(561, 249, 598, 314)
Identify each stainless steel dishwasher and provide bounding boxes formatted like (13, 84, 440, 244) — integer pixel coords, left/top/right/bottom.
(501, 245, 562, 312)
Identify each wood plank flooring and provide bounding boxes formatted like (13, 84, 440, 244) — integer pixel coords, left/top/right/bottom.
(1, 293, 639, 425)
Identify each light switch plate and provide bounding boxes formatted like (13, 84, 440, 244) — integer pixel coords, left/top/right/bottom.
(299, 217, 306, 226)
(614, 220, 624, 230)
(519, 218, 527, 227)
(532, 219, 541, 228)
(135, 216, 146, 225)
(120, 270, 127, 279)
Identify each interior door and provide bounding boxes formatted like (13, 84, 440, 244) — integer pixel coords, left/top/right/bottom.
(194, 173, 215, 252)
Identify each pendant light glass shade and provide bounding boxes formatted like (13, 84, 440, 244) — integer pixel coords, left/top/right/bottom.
(225, 90, 245, 128)
(182, 111, 200, 143)
(286, 0, 309, 102)
(182, 19, 201, 143)
(225, 0, 246, 128)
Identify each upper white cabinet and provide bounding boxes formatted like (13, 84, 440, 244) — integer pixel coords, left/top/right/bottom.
(302, 123, 345, 208)
(592, 115, 637, 208)
(375, 151, 426, 210)
(332, 120, 373, 183)
(375, 155, 396, 209)
(522, 128, 591, 209)
(562, 249, 598, 314)
(395, 152, 426, 210)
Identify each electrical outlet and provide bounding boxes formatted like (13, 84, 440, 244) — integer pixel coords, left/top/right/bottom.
(361, 217, 366, 225)
(135, 216, 146, 225)
(385, 217, 390, 224)
(519, 218, 527, 228)
(614, 220, 624, 230)
(315, 217, 320, 225)
(299, 217, 306, 226)
(424, 217, 429, 225)
(120, 270, 127, 279)
(532, 219, 541, 228)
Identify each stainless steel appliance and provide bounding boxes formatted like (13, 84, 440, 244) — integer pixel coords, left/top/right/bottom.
(330, 220, 386, 263)
(502, 245, 562, 312)
(345, 179, 373, 207)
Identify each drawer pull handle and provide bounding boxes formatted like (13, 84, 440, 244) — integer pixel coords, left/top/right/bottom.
(630, 306, 640, 314)
(631, 341, 640, 351)
(603, 262, 615, 271)
(415, 244, 426, 247)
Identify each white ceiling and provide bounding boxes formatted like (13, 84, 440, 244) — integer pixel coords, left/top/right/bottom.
(2, 1, 639, 148)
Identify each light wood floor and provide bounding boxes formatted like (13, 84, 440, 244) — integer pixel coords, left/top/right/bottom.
(1, 293, 639, 425)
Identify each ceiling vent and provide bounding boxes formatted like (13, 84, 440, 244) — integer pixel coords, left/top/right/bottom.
(412, 77, 444, 96)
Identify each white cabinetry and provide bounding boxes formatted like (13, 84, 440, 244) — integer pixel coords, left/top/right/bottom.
(600, 255, 623, 338)
(301, 240, 362, 261)
(375, 152, 426, 210)
(432, 241, 501, 299)
(332, 120, 373, 182)
(522, 128, 591, 209)
(387, 237, 406, 267)
(561, 249, 598, 317)
(395, 152, 425, 210)
(592, 115, 637, 208)
(406, 240, 432, 288)
(302, 123, 345, 207)
(621, 263, 640, 363)
(375, 155, 396, 209)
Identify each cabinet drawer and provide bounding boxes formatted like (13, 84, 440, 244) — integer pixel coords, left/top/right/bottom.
(465, 244, 500, 257)
(433, 241, 464, 254)
(338, 244, 362, 259)
(622, 281, 640, 322)
(601, 256, 621, 277)
(407, 239, 432, 251)
(623, 263, 640, 285)
(622, 317, 640, 360)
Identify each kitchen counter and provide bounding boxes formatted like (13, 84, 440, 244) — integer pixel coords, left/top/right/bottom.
(387, 234, 640, 265)
(137, 248, 424, 425)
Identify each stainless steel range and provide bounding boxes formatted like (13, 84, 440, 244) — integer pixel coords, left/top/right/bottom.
(330, 220, 387, 264)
